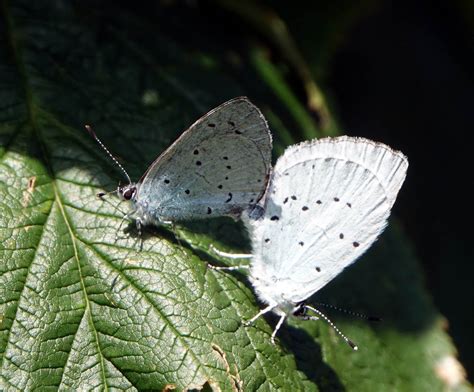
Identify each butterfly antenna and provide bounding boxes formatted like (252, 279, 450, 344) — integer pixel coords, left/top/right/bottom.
(305, 304, 358, 351)
(85, 125, 132, 184)
(313, 302, 381, 322)
(96, 190, 129, 216)
(97, 189, 118, 199)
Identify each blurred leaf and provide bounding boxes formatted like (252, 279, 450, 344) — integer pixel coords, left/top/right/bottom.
(212, 0, 337, 134)
(0, 1, 470, 391)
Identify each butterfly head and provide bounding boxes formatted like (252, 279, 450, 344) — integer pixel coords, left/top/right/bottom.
(118, 183, 137, 201)
(292, 302, 308, 318)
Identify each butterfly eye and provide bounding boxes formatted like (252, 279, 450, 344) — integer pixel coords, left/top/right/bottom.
(292, 302, 307, 317)
(123, 187, 135, 200)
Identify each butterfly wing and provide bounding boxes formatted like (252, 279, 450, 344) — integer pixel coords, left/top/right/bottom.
(248, 136, 408, 303)
(136, 97, 272, 222)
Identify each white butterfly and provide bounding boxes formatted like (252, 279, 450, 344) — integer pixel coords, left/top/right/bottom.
(212, 136, 408, 347)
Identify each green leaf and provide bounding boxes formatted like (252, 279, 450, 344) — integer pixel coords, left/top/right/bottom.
(0, 1, 470, 391)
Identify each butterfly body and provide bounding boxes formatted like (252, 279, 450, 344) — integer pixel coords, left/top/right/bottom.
(249, 263, 300, 317)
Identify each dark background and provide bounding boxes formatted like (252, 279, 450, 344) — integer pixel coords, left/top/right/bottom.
(327, 1, 473, 379)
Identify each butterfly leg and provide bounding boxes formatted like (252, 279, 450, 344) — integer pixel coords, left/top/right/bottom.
(135, 218, 142, 237)
(104, 275, 120, 308)
(299, 315, 319, 321)
(118, 213, 131, 231)
(210, 244, 252, 259)
(208, 264, 250, 271)
(114, 213, 132, 242)
(134, 218, 145, 251)
(96, 191, 131, 241)
(244, 304, 275, 326)
(169, 221, 183, 247)
(271, 315, 287, 344)
(208, 244, 252, 270)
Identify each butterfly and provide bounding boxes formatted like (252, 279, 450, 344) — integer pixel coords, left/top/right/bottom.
(88, 97, 272, 233)
(212, 136, 408, 347)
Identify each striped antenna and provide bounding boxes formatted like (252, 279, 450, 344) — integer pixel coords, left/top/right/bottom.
(313, 302, 381, 322)
(85, 125, 132, 184)
(305, 304, 358, 351)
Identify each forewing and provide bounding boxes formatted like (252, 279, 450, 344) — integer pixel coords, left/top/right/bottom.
(248, 137, 408, 303)
(137, 97, 272, 221)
